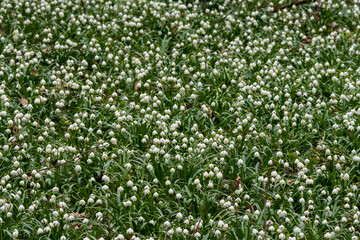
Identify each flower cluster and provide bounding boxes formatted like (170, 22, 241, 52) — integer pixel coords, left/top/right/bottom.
(0, 0, 360, 239)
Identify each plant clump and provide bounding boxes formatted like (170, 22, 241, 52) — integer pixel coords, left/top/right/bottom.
(0, 0, 360, 239)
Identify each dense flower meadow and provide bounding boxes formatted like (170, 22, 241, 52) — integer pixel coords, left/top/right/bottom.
(1, 0, 360, 239)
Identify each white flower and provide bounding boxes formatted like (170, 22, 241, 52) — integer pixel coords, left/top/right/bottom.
(12, 229, 19, 238)
(110, 138, 117, 144)
(115, 234, 125, 240)
(127, 180, 134, 187)
(75, 165, 82, 172)
(220, 150, 227, 157)
(37, 228, 44, 235)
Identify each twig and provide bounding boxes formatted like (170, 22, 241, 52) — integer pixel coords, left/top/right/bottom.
(80, 0, 88, 13)
(272, 0, 314, 12)
(316, 0, 322, 11)
(313, 0, 322, 21)
(190, 204, 206, 240)
(42, 44, 55, 54)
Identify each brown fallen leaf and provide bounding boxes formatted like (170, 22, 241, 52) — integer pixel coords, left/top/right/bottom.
(75, 212, 86, 218)
(36, 86, 50, 95)
(134, 80, 141, 91)
(42, 44, 55, 54)
(31, 69, 39, 77)
(245, 204, 256, 213)
(162, 84, 168, 90)
(302, 37, 312, 44)
(20, 97, 28, 106)
(209, 108, 216, 120)
(232, 176, 242, 189)
(55, 80, 67, 89)
(0, 26, 7, 35)
(146, 139, 153, 148)
(12, 125, 18, 132)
